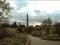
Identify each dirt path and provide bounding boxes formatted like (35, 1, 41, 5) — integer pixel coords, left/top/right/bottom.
(28, 35, 60, 45)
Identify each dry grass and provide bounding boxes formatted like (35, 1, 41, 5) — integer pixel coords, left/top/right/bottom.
(0, 27, 29, 45)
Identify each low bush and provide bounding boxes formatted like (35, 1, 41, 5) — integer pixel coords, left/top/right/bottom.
(0, 34, 28, 45)
(47, 34, 59, 38)
(31, 31, 41, 37)
(0, 28, 7, 39)
(0, 28, 28, 45)
(41, 34, 60, 41)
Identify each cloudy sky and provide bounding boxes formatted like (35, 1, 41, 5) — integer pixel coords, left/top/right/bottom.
(6, 0, 60, 25)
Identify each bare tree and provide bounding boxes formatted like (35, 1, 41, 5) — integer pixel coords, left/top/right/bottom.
(42, 17, 52, 34)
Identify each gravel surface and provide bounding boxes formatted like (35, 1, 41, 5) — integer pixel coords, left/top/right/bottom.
(28, 35, 60, 45)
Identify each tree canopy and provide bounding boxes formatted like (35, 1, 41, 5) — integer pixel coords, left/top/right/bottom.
(0, 0, 13, 23)
(42, 17, 52, 25)
(0, 0, 12, 15)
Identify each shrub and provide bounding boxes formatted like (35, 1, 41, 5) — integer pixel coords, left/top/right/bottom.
(31, 31, 41, 37)
(0, 28, 16, 39)
(0, 28, 7, 39)
(0, 34, 28, 45)
(12, 22, 17, 28)
(7, 32, 16, 38)
(47, 34, 59, 38)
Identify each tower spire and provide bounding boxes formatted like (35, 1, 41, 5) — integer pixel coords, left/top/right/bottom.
(26, 14, 29, 27)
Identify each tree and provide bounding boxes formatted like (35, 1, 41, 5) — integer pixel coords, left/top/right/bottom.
(55, 23, 60, 36)
(0, 0, 13, 23)
(0, 0, 12, 15)
(42, 17, 52, 34)
(12, 22, 17, 28)
(42, 17, 52, 25)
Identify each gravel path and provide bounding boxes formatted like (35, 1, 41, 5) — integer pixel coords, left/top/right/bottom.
(28, 35, 60, 45)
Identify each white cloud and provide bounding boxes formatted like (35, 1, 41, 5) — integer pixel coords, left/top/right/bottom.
(9, 18, 16, 22)
(6, 0, 17, 11)
(17, 6, 37, 16)
(7, 0, 15, 7)
(17, 20, 25, 22)
(33, 1, 60, 13)
(17, 7, 28, 13)
(7, 1, 60, 25)
(31, 22, 42, 26)
(17, 1, 37, 16)
(7, 1, 60, 14)
(17, 1, 60, 17)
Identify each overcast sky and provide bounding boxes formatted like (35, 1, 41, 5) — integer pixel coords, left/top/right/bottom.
(6, 0, 60, 25)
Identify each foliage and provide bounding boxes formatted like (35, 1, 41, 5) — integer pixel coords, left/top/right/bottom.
(55, 23, 60, 36)
(31, 31, 41, 37)
(0, 27, 16, 39)
(42, 17, 52, 25)
(17, 25, 25, 33)
(42, 17, 52, 34)
(0, 0, 13, 23)
(12, 22, 17, 28)
(0, 28, 7, 39)
(22, 26, 35, 34)
(0, 0, 12, 15)
(0, 34, 28, 45)
(0, 27, 28, 45)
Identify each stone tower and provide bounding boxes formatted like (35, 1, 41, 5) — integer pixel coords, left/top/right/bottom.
(26, 14, 29, 27)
